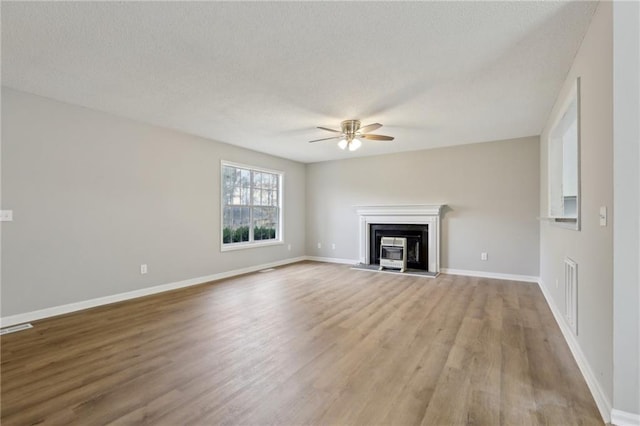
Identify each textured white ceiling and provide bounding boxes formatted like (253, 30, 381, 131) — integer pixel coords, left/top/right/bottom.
(1, 1, 597, 163)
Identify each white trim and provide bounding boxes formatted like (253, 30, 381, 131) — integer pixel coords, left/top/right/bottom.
(305, 256, 358, 265)
(538, 279, 611, 423)
(220, 160, 284, 251)
(220, 160, 284, 176)
(564, 257, 578, 335)
(0, 256, 306, 328)
(547, 77, 581, 231)
(611, 409, 640, 426)
(304, 260, 537, 283)
(440, 268, 539, 283)
(0, 323, 33, 335)
(220, 240, 284, 252)
(355, 204, 444, 217)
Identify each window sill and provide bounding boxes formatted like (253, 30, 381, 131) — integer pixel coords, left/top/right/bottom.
(221, 240, 284, 252)
(539, 217, 579, 230)
(551, 220, 579, 230)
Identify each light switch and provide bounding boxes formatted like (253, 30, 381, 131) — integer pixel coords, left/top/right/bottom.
(0, 210, 13, 222)
(599, 206, 607, 227)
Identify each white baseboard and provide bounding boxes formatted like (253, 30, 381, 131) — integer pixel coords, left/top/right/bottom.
(440, 268, 539, 283)
(304, 256, 358, 265)
(611, 409, 640, 426)
(0, 256, 307, 328)
(537, 279, 612, 423)
(303, 262, 538, 283)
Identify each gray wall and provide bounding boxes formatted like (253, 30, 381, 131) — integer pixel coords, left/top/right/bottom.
(539, 1, 614, 408)
(306, 137, 540, 276)
(613, 0, 640, 416)
(1, 88, 306, 316)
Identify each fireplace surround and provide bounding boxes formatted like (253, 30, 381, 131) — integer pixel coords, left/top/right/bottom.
(356, 205, 444, 274)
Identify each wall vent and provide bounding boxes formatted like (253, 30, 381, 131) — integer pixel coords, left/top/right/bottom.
(1, 323, 33, 335)
(564, 258, 578, 335)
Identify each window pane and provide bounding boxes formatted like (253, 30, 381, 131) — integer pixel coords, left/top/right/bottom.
(241, 186, 250, 205)
(240, 169, 250, 187)
(253, 207, 278, 240)
(253, 172, 262, 188)
(232, 168, 240, 187)
(223, 206, 250, 243)
(222, 166, 236, 206)
(253, 188, 262, 206)
(222, 207, 232, 244)
(232, 186, 241, 205)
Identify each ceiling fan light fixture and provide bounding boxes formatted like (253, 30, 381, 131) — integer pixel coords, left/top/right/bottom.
(349, 138, 362, 151)
(310, 120, 393, 151)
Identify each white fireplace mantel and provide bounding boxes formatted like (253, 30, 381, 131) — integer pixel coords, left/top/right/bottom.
(355, 204, 445, 274)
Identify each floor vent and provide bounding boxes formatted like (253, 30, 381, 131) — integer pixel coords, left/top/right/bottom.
(564, 258, 578, 335)
(258, 268, 275, 273)
(1, 323, 34, 335)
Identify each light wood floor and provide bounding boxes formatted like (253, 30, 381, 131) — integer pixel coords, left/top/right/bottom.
(1, 261, 602, 425)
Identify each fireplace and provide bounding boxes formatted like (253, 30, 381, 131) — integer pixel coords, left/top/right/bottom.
(370, 224, 428, 270)
(356, 204, 444, 274)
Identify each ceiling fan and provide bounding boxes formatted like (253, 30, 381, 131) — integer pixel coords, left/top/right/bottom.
(309, 120, 394, 151)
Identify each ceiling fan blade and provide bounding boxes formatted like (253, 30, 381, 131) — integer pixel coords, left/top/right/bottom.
(358, 123, 382, 133)
(309, 136, 342, 143)
(361, 134, 394, 141)
(317, 126, 342, 133)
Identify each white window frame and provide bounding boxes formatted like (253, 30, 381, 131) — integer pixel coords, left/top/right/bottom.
(220, 160, 284, 252)
(547, 77, 581, 231)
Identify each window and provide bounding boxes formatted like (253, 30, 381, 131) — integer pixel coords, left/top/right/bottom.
(548, 77, 581, 230)
(221, 161, 282, 250)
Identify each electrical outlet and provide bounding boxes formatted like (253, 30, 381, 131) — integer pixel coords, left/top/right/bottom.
(331, 243, 336, 250)
(481, 252, 488, 261)
(140, 264, 148, 275)
(599, 206, 607, 226)
(317, 242, 321, 249)
(0, 210, 13, 222)
(287, 244, 291, 251)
